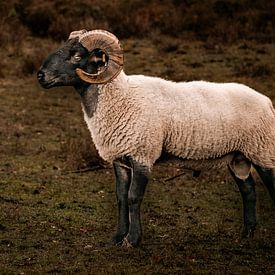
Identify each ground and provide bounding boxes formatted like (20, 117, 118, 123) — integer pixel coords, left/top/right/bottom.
(0, 37, 274, 274)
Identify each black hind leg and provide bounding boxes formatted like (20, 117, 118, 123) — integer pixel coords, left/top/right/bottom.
(229, 169, 256, 238)
(253, 165, 275, 203)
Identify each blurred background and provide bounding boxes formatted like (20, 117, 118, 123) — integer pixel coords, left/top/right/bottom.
(0, 0, 274, 77)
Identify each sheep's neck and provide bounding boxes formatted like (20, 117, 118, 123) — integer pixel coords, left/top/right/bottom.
(76, 84, 99, 118)
(76, 71, 127, 118)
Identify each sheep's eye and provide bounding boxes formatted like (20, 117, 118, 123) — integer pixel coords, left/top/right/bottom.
(71, 52, 81, 62)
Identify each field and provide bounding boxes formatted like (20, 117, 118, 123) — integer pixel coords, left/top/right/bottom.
(0, 1, 275, 274)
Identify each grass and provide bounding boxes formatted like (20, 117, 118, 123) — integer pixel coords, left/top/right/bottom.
(0, 34, 274, 273)
(0, 1, 275, 272)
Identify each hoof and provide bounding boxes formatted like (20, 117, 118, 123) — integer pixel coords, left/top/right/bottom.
(112, 233, 127, 246)
(122, 237, 134, 248)
(122, 233, 141, 248)
(241, 226, 255, 238)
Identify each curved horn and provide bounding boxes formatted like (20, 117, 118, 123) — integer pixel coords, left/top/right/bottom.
(69, 29, 87, 40)
(75, 30, 124, 84)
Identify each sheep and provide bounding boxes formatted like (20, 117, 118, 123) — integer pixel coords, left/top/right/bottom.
(37, 29, 275, 247)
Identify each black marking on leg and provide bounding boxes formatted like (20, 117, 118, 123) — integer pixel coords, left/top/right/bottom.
(112, 158, 131, 245)
(253, 164, 275, 203)
(229, 167, 256, 238)
(126, 159, 149, 247)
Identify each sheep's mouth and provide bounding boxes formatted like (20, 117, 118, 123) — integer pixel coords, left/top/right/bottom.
(38, 76, 68, 89)
(39, 79, 57, 89)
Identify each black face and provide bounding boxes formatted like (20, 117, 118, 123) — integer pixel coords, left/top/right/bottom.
(37, 39, 96, 89)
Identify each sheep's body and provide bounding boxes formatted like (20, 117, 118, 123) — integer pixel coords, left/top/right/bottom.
(83, 71, 275, 171)
(38, 29, 275, 247)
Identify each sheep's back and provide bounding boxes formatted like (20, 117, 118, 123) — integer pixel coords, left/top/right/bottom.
(128, 76, 275, 168)
(158, 80, 275, 169)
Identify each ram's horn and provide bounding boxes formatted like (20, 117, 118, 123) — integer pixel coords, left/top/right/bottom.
(69, 29, 87, 40)
(76, 29, 123, 84)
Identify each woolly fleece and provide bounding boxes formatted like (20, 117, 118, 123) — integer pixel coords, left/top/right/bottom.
(83, 71, 275, 170)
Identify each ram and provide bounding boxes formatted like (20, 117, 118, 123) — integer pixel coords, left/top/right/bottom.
(37, 29, 275, 247)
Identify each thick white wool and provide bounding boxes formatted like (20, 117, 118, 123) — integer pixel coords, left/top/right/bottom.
(83, 71, 275, 170)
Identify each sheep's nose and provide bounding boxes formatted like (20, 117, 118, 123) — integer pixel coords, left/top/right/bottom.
(37, 70, 45, 81)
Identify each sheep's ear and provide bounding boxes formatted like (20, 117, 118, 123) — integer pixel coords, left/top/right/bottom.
(76, 29, 124, 84)
(229, 154, 252, 180)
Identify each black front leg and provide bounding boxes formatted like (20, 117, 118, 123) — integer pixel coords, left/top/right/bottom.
(229, 169, 256, 238)
(112, 160, 131, 245)
(125, 159, 149, 247)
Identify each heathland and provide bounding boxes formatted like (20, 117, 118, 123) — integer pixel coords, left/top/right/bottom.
(0, 1, 274, 273)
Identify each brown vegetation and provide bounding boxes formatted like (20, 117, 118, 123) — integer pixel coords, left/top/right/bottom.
(1, 0, 275, 43)
(0, 1, 274, 273)
(0, 0, 274, 78)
